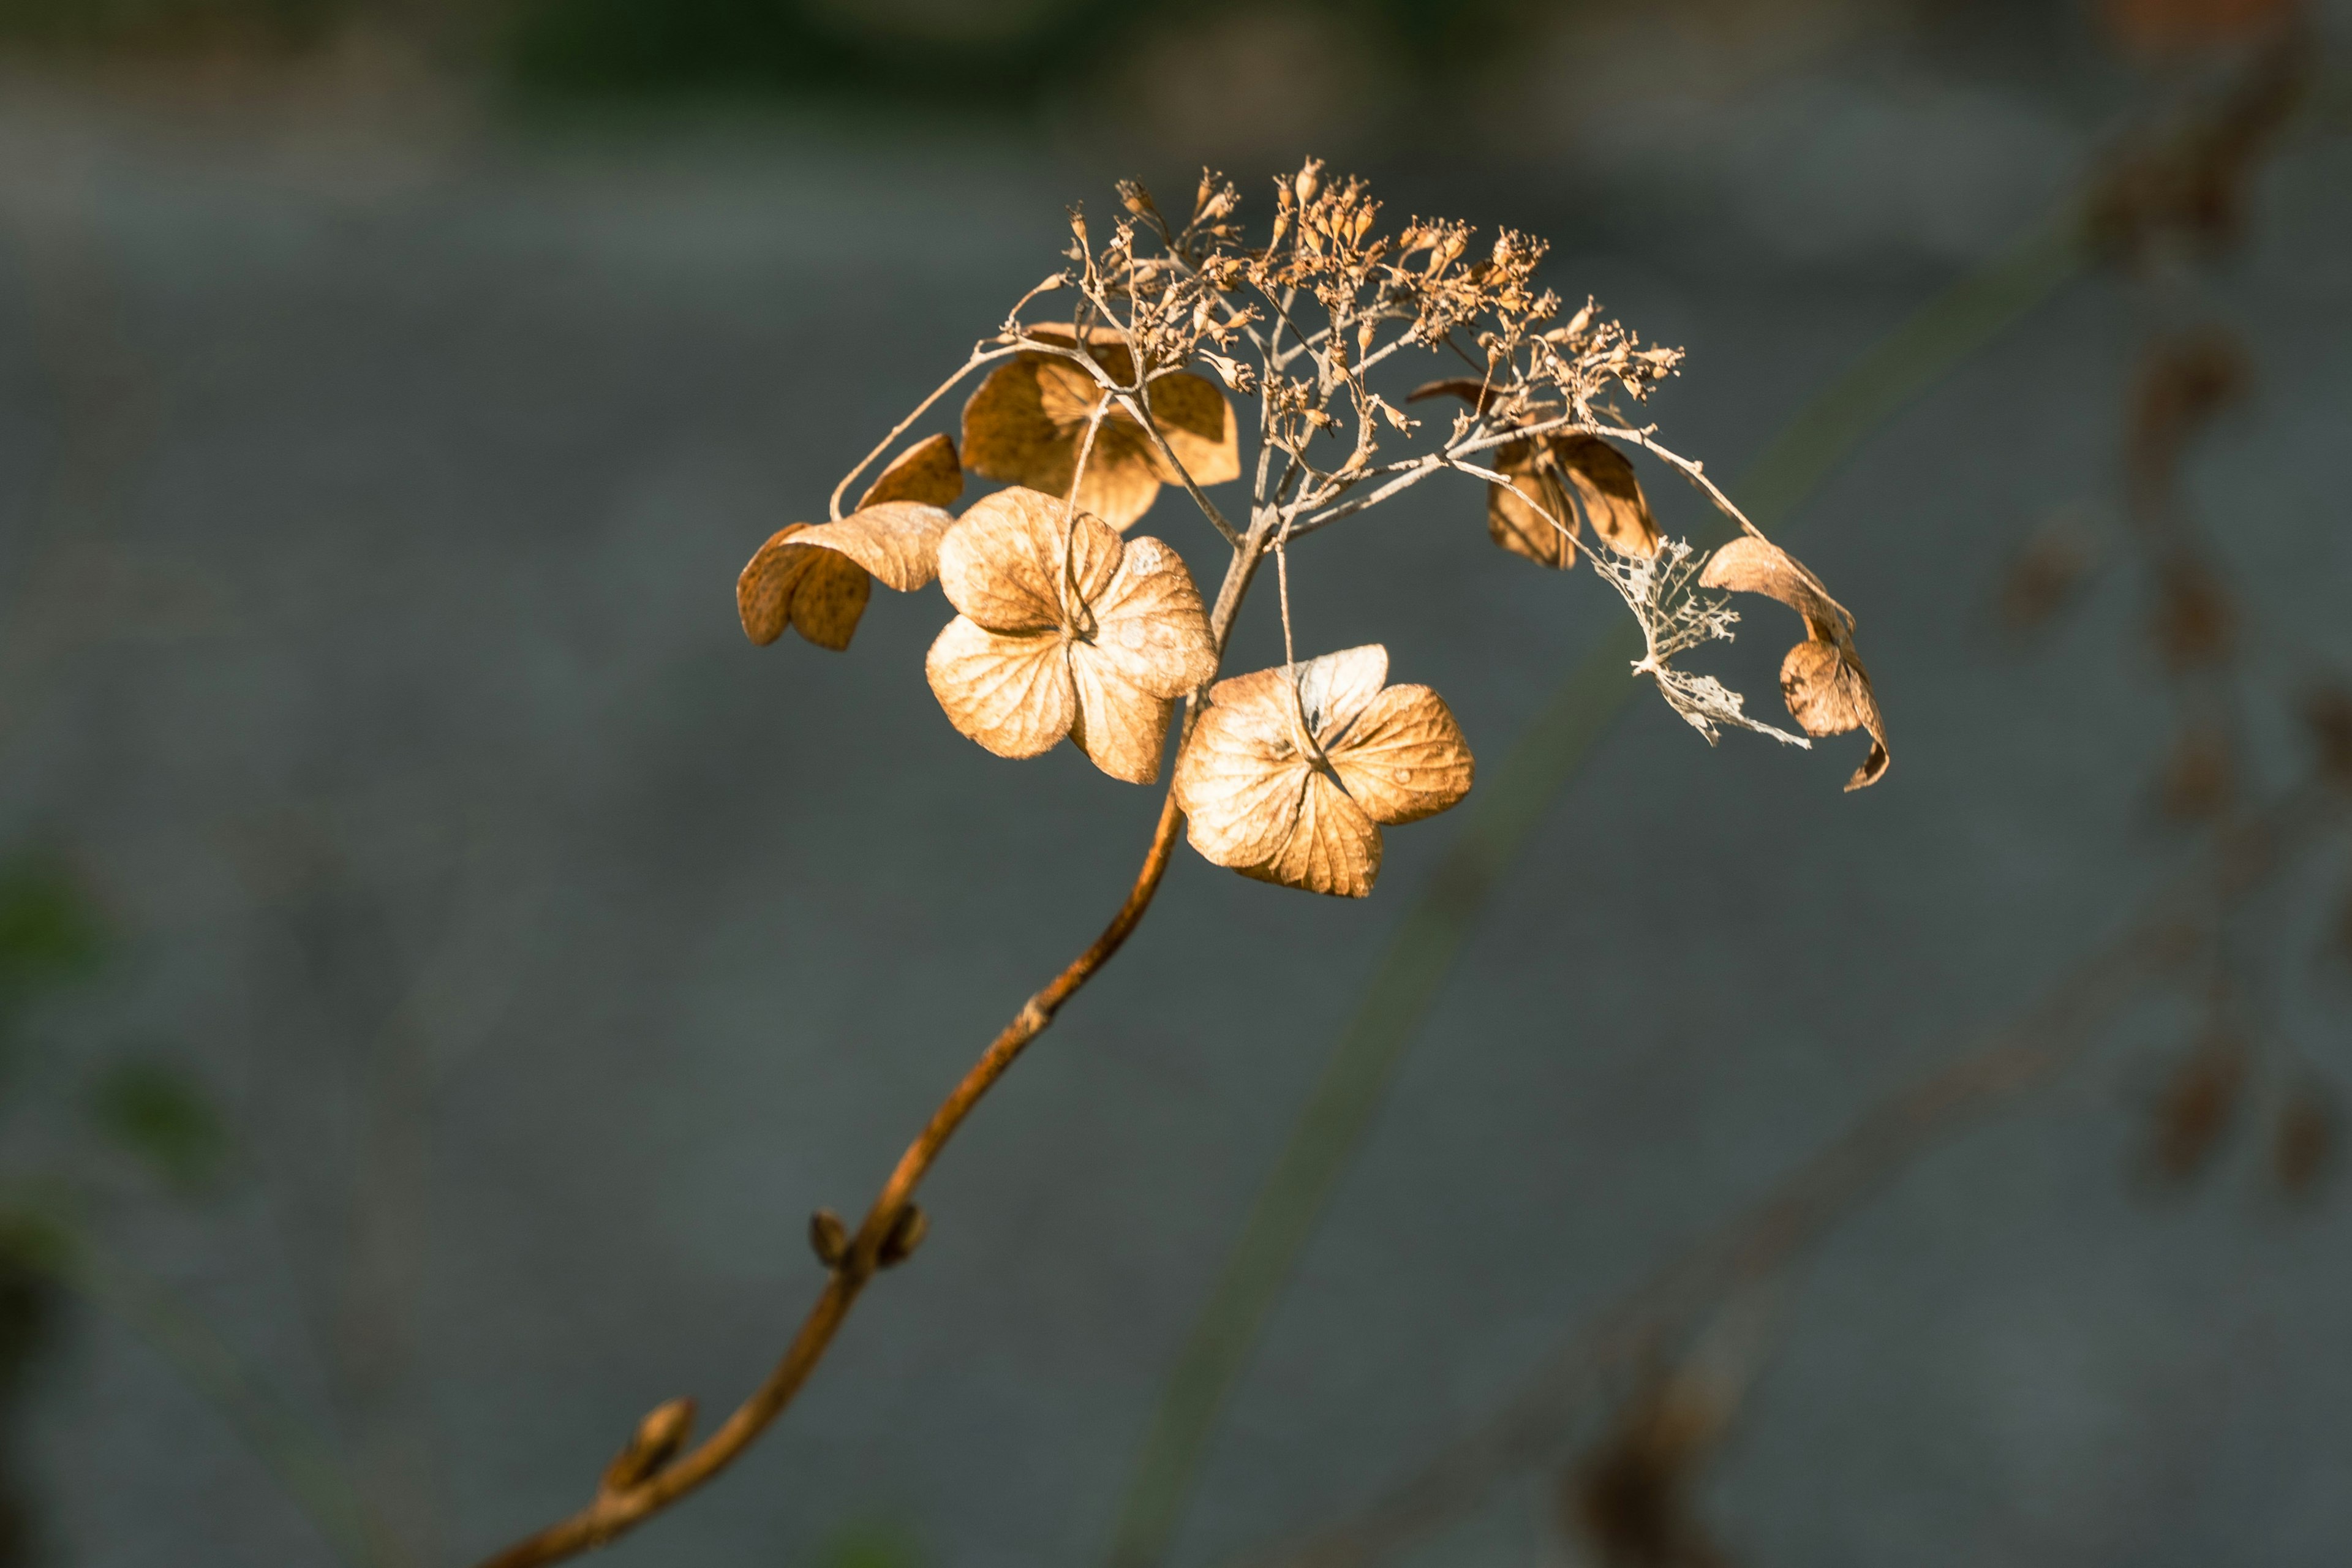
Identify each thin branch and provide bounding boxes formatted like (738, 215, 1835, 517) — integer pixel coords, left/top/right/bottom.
(468, 526, 1275, 1568)
(824, 345, 1017, 521)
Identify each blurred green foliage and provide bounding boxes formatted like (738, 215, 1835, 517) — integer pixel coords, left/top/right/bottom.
(0, 854, 102, 1039)
(0, 0, 347, 50)
(89, 1060, 229, 1194)
(818, 1520, 924, 1568)
(498, 0, 1507, 110)
(0, 0, 1518, 110)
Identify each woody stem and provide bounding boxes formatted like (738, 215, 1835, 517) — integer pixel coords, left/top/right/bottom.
(469, 527, 1268, 1568)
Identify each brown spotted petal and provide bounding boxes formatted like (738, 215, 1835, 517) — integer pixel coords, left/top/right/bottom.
(1173, 646, 1474, 898)
(963, 330, 1237, 531)
(1555, 435, 1659, 559)
(1700, 535, 1889, 790)
(927, 486, 1213, 783)
(736, 501, 955, 651)
(1487, 438, 1580, 569)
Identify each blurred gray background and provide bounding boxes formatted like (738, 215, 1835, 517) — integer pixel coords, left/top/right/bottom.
(1, 1, 2349, 1566)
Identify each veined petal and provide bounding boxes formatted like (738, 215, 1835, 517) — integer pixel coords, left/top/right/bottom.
(1069, 649, 1175, 783)
(790, 501, 956, 593)
(1246, 773, 1381, 899)
(1087, 536, 1217, 699)
(925, 615, 1074, 759)
(1294, 644, 1388, 747)
(1328, 684, 1476, 825)
(855, 433, 963, 510)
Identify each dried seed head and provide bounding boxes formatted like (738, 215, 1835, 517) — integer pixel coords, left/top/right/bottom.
(1294, 157, 1323, 205)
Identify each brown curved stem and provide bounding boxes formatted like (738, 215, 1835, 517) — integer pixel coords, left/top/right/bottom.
(473, 790, 1188, 1568)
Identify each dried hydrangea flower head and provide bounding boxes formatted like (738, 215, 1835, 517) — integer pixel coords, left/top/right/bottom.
(737, 434, 963, 650)
(477, 159, 1896, 1568)
(1174, 645, 1474, 897)
(926, 486, 1215, 783)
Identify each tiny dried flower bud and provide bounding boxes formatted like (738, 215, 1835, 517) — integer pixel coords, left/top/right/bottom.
(1295, 158, 1323, 205)
(1120, 180, 1157, 218)
(809, 1207, 850, 1269)
(878, 1204, 928, 1268)
(601, 1397, 695, 1494)
(1069, 208, 1090, 249)
(1351, 206, 1376, 246)
(1356, 320, 1376, 355)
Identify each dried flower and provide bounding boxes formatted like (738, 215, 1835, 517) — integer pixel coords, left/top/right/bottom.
(963, 325, 1239, 530)
(1172, 645, 1474, 898)
(925, 487, 1215, 783)
(737, 434, 963, 650)
(1699, 537, 1890, 790)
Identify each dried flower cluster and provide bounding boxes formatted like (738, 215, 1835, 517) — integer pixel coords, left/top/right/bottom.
(466, 160, 1896, 1568)
(739, 157, 1887, 898)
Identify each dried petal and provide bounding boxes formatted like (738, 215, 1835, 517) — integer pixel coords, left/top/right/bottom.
(1780, 641, 1890, 791)
(736, 524, 873, 651)
(1328, 684, 1476, 825)
(856, 432, 963, 510)
(783, 502, 957, 593)
(1248, 775, 1381, 900)
(1407, 375, 1503, 413)
(1070, 663, 1176, 784)
(1080, 534, 1219, 699)
(1556, 435, 1659, 559)
(1295, 643, 1387, 739)
(924, 616, 1074, 760)
(1698, 535, 1849, 635)
(1488, 438, 1579, 570)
